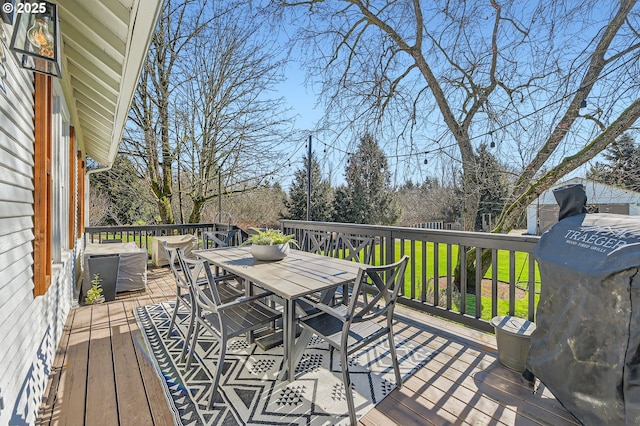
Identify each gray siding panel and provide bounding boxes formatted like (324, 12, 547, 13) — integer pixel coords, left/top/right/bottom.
(0, 201, 33, 219)
(0, 260, 73, 425)
(0, 245, 32, 289)
(0, 51, 74, 425)
(0, 181, 35, 203)
(0, 217, 32, 238)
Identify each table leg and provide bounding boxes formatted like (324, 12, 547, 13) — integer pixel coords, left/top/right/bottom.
(279, 289, 339, 382)
(277, 298, 296, 382)
(244, 277, 255, 344)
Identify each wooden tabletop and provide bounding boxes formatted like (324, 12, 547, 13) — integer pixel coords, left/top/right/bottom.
(194, 246, 362, 300)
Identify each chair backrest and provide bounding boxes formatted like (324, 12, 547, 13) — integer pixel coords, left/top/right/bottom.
(347, 255, 409, 325)
(301, 230, 334, 256)
(335, 234, 374, 264)
(202, 229, 240, 249)
(179, 254, 223, 309)
(163, 242, 189, 291)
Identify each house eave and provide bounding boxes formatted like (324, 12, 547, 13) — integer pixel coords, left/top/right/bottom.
(57, 0, 162, 166)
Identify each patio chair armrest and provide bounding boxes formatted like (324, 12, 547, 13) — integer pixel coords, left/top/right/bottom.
(215, 290, 275, 311)
(302, 299, 348, 322)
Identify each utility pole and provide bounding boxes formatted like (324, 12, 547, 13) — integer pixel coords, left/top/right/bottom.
(218, 168, 222, 222)
(306, 134, 311, 221)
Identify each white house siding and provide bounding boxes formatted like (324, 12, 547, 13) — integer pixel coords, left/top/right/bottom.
(0, 38, 76, 425)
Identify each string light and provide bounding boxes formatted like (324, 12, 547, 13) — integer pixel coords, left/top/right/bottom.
(303, 52, 627, 175)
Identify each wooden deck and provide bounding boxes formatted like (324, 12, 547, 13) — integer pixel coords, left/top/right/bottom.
(36, 266, 578, 426)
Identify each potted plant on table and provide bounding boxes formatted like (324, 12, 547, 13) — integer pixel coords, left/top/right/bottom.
(243, 228, 298, 261)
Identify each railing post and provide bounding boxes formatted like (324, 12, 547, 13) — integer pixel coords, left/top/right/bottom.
(385, 229, 394, 265)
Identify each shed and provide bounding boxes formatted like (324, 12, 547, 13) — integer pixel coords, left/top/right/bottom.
(526, 177, 640, 235)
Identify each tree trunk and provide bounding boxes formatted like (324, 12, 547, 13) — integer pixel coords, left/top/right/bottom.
(157, 194, 175, 224)
(188, 198, 205, 224)
(453, 246, 493, 295)
(460, 162, 482, 232)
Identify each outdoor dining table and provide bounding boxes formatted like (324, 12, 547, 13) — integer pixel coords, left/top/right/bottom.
(193, 246, 362, 382)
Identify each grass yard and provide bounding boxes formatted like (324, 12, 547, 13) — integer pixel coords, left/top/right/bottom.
(368, 240, 540, 321)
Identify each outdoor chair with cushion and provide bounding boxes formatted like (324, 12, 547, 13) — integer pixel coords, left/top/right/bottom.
(181, 256, 282, 410)
(297, 255, 409, 425)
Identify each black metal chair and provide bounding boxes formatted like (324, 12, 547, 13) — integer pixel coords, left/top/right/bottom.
(299, 230, 337, 305)
(163, 243, 242, 361)
(298, 255, 409, 425)
(335, 234, 374, 263)
(182, 256, 281, 409)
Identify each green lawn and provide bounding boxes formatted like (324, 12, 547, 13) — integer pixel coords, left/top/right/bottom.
(366, 240, 539, 320)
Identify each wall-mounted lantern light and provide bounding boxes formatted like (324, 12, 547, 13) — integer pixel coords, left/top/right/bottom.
(9, 1, 62, 77)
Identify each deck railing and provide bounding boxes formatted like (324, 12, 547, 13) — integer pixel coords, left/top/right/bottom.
(282, 220, 540, 333)
(84, 223, 243, 251)
(85, 221, 540, 333)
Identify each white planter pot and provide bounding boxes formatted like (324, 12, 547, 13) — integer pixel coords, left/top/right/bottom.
(251, 243, 290, 261)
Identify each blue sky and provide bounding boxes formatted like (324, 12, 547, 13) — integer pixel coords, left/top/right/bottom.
(269, 1, 639, 194)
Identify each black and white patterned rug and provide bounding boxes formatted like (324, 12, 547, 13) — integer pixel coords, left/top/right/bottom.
(134, 301, 432, 425)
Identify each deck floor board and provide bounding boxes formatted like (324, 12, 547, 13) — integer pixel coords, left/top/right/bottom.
(110, 300, 155, 425)
(36, 265, 578, 426)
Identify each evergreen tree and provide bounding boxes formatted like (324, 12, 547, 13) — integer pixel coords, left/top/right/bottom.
(473, 144, 510, 231)
(333, 134, 400, 225)
(588, 134, 640, 191)
(285, 153, 334, 221)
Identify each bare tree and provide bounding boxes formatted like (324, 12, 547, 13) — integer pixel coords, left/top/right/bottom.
(203, 184, 288, 229)
(88, 187, 114, 226)
(174, 6, 296, 223)
(124, 0, 295, 224)
(276, 0, 640, 234)
(123, 0, 220, 223)
(396, 178, 461, 227)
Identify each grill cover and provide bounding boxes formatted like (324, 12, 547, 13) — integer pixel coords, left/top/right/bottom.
(529, 198, 640, 424)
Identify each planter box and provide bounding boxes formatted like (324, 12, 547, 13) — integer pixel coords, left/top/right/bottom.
(491, 315, 535, 372)
(86, 254, 120, 302)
